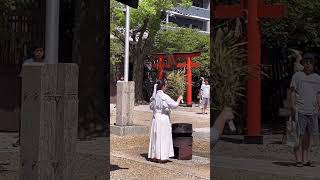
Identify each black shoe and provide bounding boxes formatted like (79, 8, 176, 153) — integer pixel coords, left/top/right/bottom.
(12, 141, 20, 147)
(303, 162, 316, 167)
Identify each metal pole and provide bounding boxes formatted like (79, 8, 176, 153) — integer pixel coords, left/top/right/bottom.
(45, 0, 60, 64)
(124, 5, 130, 82)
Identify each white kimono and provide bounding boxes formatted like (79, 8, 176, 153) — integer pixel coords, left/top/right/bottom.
(148, 90, 179, 160)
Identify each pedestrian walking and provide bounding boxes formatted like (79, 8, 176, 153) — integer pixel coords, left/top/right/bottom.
(200, 78, 210, 114)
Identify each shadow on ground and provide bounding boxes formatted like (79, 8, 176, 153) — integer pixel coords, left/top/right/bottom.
(140, 153, 174, 163)
(140, 153, 149, 161)
(272, 161, 297, 167)
(195, 113, 208, 115)
(110, 164, 129, 171)
(220, 137, 244, 144)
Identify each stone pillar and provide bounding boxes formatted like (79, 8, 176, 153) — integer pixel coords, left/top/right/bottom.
(206, 21, 210, 32)
(116, 81, 135, 126)
(20, 63, 78, 180)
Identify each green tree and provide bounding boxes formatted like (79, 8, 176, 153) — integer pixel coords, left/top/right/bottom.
(110, 0, 192, 102)
(154, 27, 210, 78)
(0, 0, 15, 40)
(262, 0, 320, 51)
(110, 37, 124, 81)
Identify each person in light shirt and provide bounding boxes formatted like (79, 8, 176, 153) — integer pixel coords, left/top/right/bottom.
(200, 79, 210, 114)
(289, 53, 320, 167)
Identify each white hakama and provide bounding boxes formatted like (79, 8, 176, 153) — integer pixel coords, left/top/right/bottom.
(148, 90, 179, 160)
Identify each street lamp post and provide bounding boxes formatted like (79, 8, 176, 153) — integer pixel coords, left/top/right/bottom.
(124, 5, 130, 82)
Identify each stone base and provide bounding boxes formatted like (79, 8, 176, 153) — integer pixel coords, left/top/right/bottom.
(110, 125, 150, 136)
(244, 135, 263, 144)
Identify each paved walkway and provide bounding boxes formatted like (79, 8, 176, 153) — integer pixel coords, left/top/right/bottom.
(214, 156, 320, 180)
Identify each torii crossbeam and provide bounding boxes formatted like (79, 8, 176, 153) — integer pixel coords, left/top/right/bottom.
(213, 0, 287, 144)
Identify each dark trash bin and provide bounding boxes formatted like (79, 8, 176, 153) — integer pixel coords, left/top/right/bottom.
(172, 123, 193, 160)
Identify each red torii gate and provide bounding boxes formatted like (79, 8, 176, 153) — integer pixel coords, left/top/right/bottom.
(152, 52, 200, 107)
(213, 0, 287, 144)
(151, 53, 172, 80)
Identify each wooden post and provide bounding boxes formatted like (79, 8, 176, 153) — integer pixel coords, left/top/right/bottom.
(186, 57, 192, 106)
(20, 63, 78, 180)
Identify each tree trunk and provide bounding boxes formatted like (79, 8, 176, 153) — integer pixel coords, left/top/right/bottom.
(133, 47, 145, 103)
(73, 0, 107, 139)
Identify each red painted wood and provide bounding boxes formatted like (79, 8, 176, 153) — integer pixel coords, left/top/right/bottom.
(246, 0, 261, 136)
(258, 5, 287, 18)
(152, 52, 201, 106)
(186, 57, 192, 106)
(176, 62, 200, 68)
(213, 0, 286, 138)
(213, 5, 242, 18)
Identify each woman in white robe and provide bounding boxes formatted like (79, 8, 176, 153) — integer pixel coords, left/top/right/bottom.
(148, 80, 183, 163)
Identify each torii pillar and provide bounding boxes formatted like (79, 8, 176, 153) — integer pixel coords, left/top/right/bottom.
(175, 52, 200, 107)
(213, 0, 286, 144)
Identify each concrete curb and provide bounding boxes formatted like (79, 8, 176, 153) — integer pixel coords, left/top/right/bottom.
(110, 125, 150, 136)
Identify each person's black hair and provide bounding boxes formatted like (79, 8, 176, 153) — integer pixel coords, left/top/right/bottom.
(31, 43, 44, 52)
(156, 80, 166, 91)
(28, 43, 44, 58)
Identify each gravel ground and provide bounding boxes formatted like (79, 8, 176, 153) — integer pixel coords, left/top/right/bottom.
(111, 156, 206, 180)
(111, 134, 210, 180)
(111, 135, 209, 154)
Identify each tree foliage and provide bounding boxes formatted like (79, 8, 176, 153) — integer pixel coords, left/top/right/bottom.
(262, 0, 320, 51)
(110, 0, 192, 102)
(110, 37, 124, 80)
(0, 0, 14, 40)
